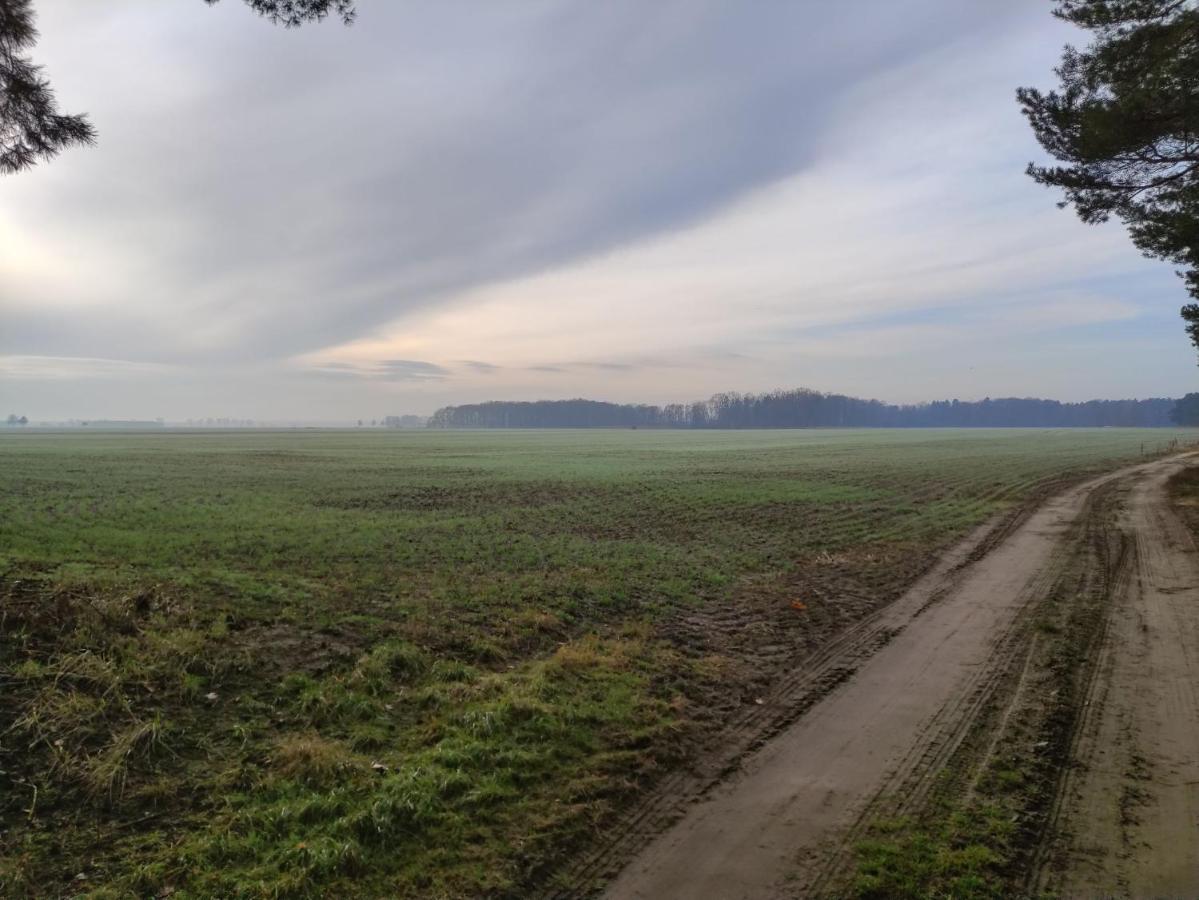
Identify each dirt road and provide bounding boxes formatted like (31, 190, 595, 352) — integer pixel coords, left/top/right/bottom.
(591, 453, 1199, 899)
(1036, 456, 1199, 897)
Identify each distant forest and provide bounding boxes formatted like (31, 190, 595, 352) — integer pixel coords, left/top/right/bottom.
(427, 389, 1180, 429)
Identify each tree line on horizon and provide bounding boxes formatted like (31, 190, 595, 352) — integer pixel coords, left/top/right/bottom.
(426, 389, 1183, 430)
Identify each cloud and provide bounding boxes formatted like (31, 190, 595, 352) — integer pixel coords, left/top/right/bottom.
(0, 355, 177, 380)
(460, 360, 501, 374)
(293, 19, 1193, 407)
(581, 362, 636, 371)
(303, 359, 449, 381)
(378, 360, 448, 381)
(5, 0, 1047, 366)
(2, 1, 1194, 419)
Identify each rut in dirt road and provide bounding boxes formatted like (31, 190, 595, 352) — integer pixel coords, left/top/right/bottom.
(1035, 457, 1199, 898)
(589, 454, 1199, 900)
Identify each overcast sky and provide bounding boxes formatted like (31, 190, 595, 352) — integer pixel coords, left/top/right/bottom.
(2, 0, 1194, 421)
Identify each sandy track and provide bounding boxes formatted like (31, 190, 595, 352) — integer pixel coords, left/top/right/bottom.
(1036, 456, 1199, 898)
(594, 453, 1198, 900)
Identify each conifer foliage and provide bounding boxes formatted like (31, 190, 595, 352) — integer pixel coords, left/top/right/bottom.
(0, 0, 354, 174)
(1019, 1, 1199, 353)
(0, 0, 93, 174)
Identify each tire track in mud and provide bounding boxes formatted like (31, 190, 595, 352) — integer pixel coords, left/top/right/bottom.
(544, 510, 1022, 899)
(545, 473, 1093, 897)
(554, 455, 1192, 900)
(1032, 456, 1199, 898)
(810, 474, 1136, 896)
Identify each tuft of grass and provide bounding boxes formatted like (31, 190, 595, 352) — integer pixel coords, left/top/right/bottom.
(83, 715, 172, 799)
(271, 733, 356, 788)
(351, 639, 430, 692)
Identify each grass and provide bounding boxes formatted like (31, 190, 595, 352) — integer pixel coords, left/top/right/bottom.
(852, 810, 1012, 899)
(0, 427, 1193, 898)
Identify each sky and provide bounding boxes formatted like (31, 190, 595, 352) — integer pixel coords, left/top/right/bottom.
(2, 0, 1195, 422)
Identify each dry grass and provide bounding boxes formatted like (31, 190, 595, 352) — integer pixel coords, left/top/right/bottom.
(271, 733, 356, 787)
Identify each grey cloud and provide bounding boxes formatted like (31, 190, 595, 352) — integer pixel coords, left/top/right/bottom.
(460, 360, 500, 374)
(300, 366, 362, 381)
(520, 354, 737, 375)
(581, 362, 636, 371)
(0, 355, 177, 379)
(6, 0, 1046, 366)
(303, 358, 448, 381)
(553, 356, 692, 372)
(378, 359, 449, 381)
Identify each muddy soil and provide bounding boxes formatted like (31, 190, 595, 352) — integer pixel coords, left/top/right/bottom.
(559, 453, 1199, 899)
(1034, 457, 1199, 898)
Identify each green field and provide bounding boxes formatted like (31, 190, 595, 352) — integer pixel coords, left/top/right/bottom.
(0, 428, 1191, 898)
